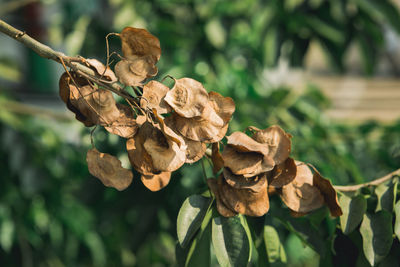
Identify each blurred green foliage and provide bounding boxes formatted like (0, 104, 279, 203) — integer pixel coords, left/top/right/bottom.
(1, 0, 400, 266)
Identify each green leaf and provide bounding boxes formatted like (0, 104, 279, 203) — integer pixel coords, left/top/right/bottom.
(276, 215, 326, 257)
(185, 223, 212, 267)
(177, 195, 212, 248)
(394, 201, 400, 241)
(339, 194, 367, 235)
(359, 211, 393, 266)
(263, 225, 286, 264)
(375, 178, 398, 212)
(212, 216, 250, 267)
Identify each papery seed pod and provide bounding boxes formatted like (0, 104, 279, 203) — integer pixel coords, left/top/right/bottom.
(86, 148, 133, 191)
(207, 178, 237, 217)
(279, 161, 325, 214)
(269, 157, 297, 188)
(140, 80, 171, 114)
(86, 58, 117, 82)
(218, 174, 270, 217)
(164, 78, 209, 118)
(249, 125, 292, 165)
(141, 171, 171, 192)
(119, 27, 161, 61)
(115, 57, 158, 86)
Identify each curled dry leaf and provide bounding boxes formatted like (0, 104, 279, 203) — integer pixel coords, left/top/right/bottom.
(119, 27, 161, 61)
(218, 174, 270, 217)
(86, 148, 133, 191)
(86, 58, 117, 82)
(140, 80, 171, 114)
(164, 78, 209, 118)
(207, 178, 237, 217)
(250, 125, 292, 165)
(115, 57, 158, 86)
(141, 171, 171, 192)
(269, 157, 297, 188)
(280, 161, 324, 214)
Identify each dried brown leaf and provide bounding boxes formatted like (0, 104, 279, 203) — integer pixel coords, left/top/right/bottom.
(86, 148, 133, 191)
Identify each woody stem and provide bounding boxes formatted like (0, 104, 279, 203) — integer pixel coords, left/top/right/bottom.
(333, 168, 400, 192)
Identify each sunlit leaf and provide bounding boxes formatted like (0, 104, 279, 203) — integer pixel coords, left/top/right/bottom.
(339, 194, 367, 235)
(375, 178, 398, 212)
(394, 201, 400, 241)
(263, 225, 286, 264)
(177, 195, 212, 248)
(212, 216, 250, 267)
(360, 211, 393, 266)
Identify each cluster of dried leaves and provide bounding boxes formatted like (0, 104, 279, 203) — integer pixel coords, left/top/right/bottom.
(59, 26, 342, 218)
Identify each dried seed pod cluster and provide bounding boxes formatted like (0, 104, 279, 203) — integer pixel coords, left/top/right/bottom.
(58, 26, 342, 218)
(208, 126, 342, 217)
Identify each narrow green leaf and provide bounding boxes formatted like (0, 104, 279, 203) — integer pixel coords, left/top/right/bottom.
(212, 216, 250, 267)
(339, 194, 367, 235)
(239, 215, 256, 264)
(263, 225, 286, 264)
(177, 195, 211, 248)
(375, 178, 398, 212)
(359, 211, 393, 266)
(394, 201, 400, 241)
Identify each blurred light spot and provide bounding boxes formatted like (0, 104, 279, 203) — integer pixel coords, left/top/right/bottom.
(195, 61, 210, 76)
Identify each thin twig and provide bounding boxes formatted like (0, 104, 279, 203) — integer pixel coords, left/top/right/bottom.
(334, 168, 400, 192)
(0, 19, 139, 105)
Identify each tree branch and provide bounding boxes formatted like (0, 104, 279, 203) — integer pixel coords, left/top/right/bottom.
(0, 19, 137, 103)
(334, 168, 400, 192)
